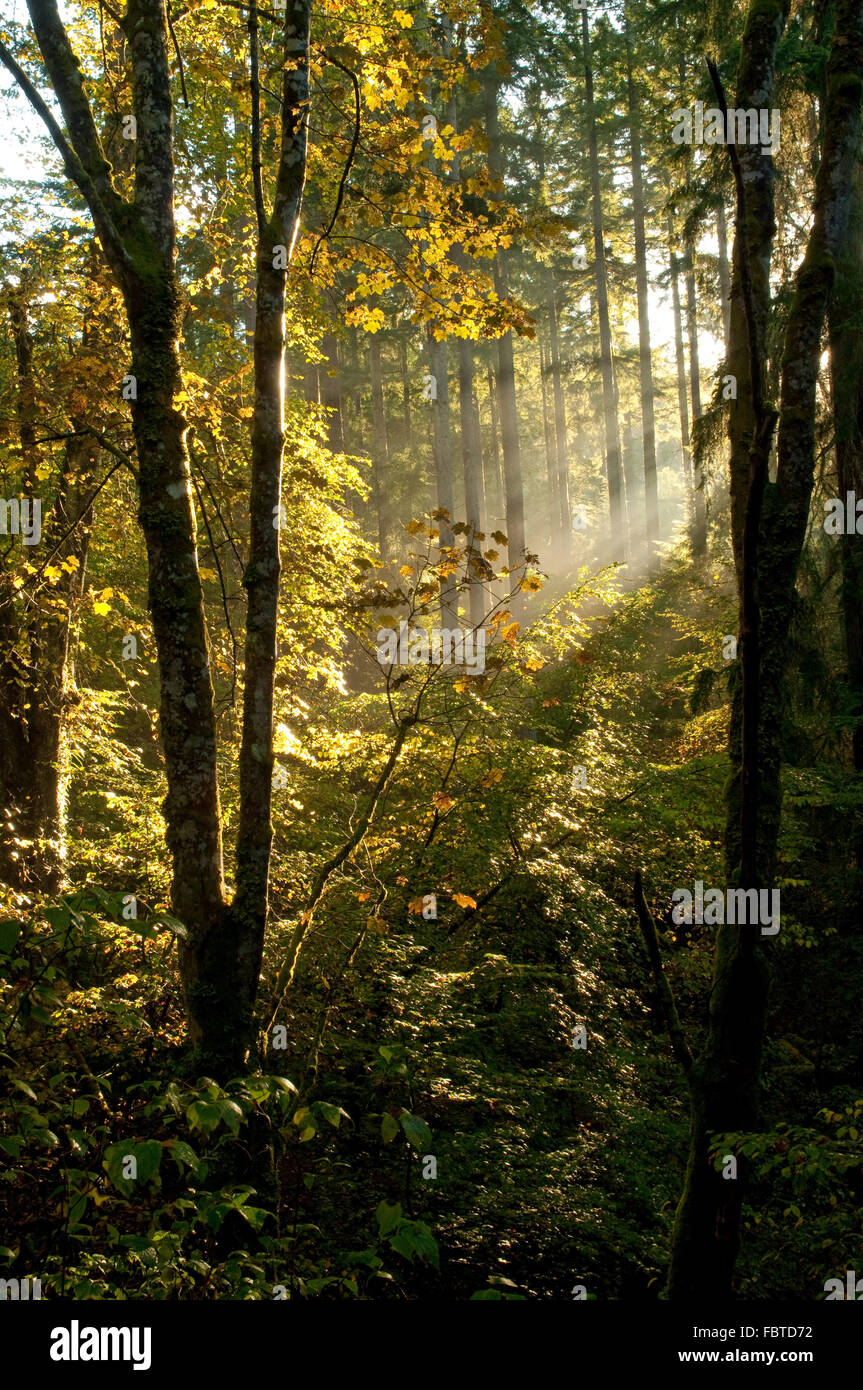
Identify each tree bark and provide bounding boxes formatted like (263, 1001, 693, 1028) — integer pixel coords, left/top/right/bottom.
(667, 0, 862, 1300)
(830, 161, 863, 774)
(716, 197, 732, 350)
(626, 14, 659, 567)
(582, 7, 624, 558)
(485, 364, 504, 525)
(370, 334, 390, 558)
(320, 331, 343, 453)
(546, 270, 571, 567)
(228, 0, 312, 1075)
(459, 339, 484, 626)
(724, 2, 788, 593)
(484, 65, 526, 598)
(539, 337, 557, 558)
(0, 297, 100, 892)
(669, 228, 694, 525)
(399, 332, 413, 455)
(685, 245, 708, 555)
(4, 0, 233, 1063)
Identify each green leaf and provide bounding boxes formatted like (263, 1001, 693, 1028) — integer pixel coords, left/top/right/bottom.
(164, 1139, 200, 1172)
(376, 1200, 402, 1235)
(399, 1109, 432, 1151)
(104, 1144, 134, 1193)
(133, 1140, 163, 1184)
(218, 1098, 244, 1134)
(0, 920, 21, 954)
(186, 1100, 222, 1133)
(149, 913, 188, 939)
(381, 1112, 399, 1143)
(314, 1101, 344, 1129)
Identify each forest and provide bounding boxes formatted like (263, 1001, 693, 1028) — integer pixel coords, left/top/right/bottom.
(0, 0, 861, 1334)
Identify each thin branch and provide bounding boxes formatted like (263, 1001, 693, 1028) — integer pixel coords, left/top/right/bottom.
(308, 52, 361, 275)
(248, 0, 267, 237)
(706, 58, 769, 424)
(634, 870, 694, 1080)
(196, 440, 246, 571)
(189, 441, 239, 707)
(21, 451, 129, 590)
(261, 711, 417, 1036)
(167, 5, 190, 108)
(0, 31, 131, 277)
(97, 0, 124, 26)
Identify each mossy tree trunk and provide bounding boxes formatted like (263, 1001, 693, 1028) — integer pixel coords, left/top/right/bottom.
(484, 64, 526, 596)
(626, 12, 659, 568)
(582, 8, 624, 559)
(829, 159, 863, 775)
(0, 295, 99, 893)
(667, 0, 862, 1299)
(229, 0, 312, 1075)
(8, 0, 230, 1060)
(724, 0, 789, 594)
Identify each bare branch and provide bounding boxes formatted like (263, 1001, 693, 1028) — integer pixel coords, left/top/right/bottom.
(248, 0, 267, 237)
(634, 870, 694, 1080)
(308, 52, 361, 275)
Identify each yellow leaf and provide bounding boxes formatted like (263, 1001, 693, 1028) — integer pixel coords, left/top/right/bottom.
(452, 893, 476, 909)
(93, 601, 111, 616)
(393, 8, 413, 26)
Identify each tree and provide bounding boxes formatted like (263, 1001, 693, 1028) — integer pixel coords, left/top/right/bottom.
(664, 0, 862, 1299)
(625, 9, 659, 568)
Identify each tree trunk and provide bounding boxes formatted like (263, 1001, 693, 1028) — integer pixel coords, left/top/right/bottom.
(716, 197, 732, 351)
(626, 15, 659, 567)
(484, 65, 526, 597)
(546, 270, 571, 567)
(370, 334, 390, 558)
(685, 245, 708, 555)
(669, 229, 694, 526)
(459, 339, 485, 626)
(665, 0, 863, 1301)
(429, 331, 457, 624)
(399, 332, 413, 455)
(724, 5, 787, 593)
(0, 293, 99, 893)
(303, 360, 318, 405)
(582, 7, 624, 558)
(11, 0, 233, 1064)
(229, 0, 312, 1075)
(485, 364, 504, 525)
(829, 160, 863, 774)
(539, 337, 557, 559)
(320, 331, 343, 453)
